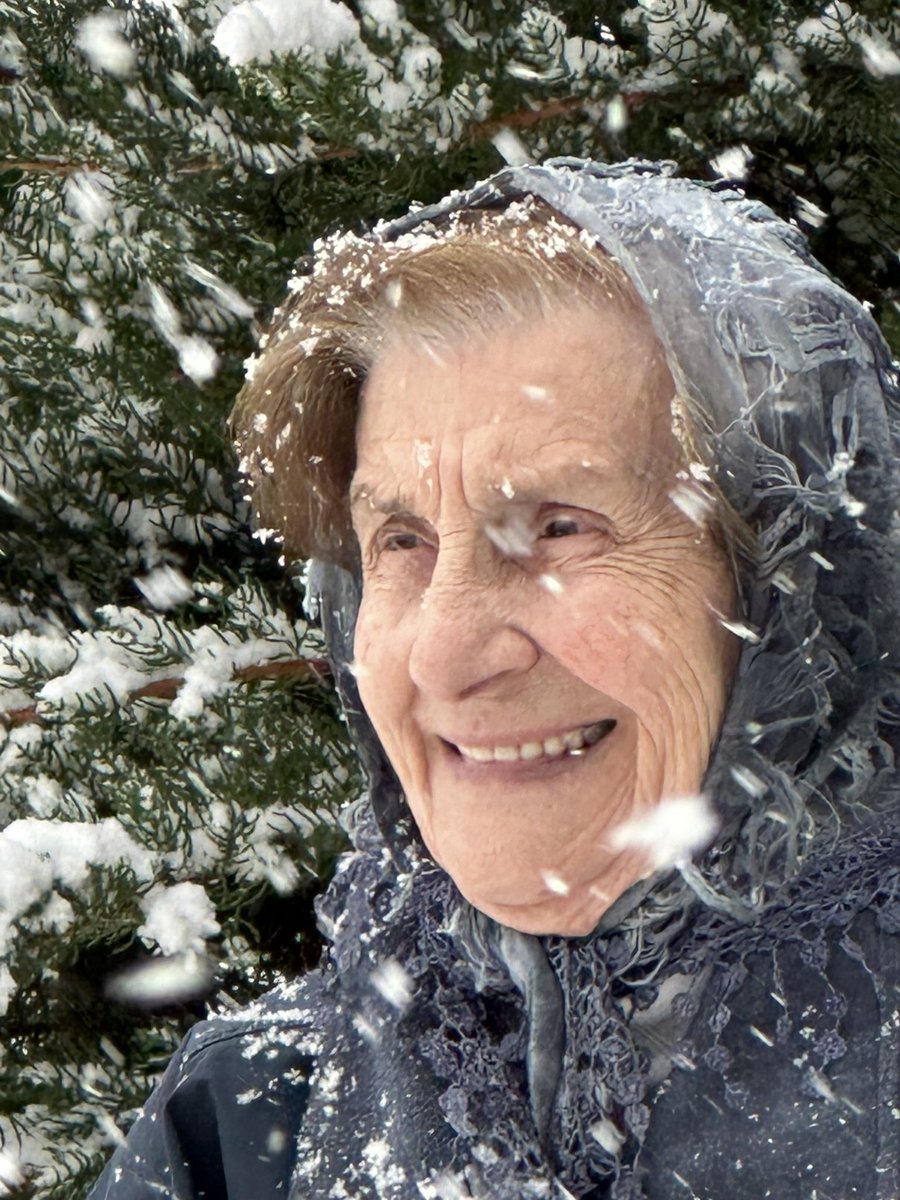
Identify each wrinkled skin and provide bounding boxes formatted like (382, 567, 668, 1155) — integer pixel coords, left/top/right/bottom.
(351, 304, 738, 935)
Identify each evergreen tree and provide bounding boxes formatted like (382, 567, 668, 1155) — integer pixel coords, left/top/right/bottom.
(1, 0, 896, 1192)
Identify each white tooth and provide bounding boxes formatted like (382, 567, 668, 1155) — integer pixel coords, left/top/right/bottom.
(520, 741, 544, 760)
(543, 735, 566, 757)
(493, 745, 519, 762)
(562, 728, 586, 751)
(462, 745, 494, 762)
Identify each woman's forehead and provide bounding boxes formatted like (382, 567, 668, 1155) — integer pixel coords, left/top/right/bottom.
(350, 456, 622, 516)
(357, 309, 673, 451)
(351, 320, 681, 524)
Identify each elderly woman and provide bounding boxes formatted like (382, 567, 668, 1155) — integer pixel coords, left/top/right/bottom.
(90, 161, 900, 1200)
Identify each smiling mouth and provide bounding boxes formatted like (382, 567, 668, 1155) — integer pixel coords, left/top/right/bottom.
(450, 719, 616, 765)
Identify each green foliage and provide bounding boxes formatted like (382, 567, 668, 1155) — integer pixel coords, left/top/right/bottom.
(1, 0, 897, 1191)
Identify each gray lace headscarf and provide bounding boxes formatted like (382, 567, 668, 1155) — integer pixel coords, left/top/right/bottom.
(286, 160, 900, 1199)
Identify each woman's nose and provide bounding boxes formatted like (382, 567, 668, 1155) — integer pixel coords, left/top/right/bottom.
(406, 547, 539, 700)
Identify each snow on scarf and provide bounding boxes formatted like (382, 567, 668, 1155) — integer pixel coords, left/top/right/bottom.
(282, 161, 900, 1199)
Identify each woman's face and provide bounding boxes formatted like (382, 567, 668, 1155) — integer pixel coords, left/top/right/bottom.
(351, 303, 738, 935)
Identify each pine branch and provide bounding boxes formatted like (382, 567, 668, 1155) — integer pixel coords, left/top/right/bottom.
(1, 157, 101, 174)
(479, 94, 586, 132)
(2, 154, 236, 177)
(478, 89, 649, 134)
(0, 656, 331, 728)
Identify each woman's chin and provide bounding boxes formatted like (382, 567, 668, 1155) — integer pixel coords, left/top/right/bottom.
(457, 880, 614, 938)
(466, 891, 605, 937)
(448, 849, 654, 937)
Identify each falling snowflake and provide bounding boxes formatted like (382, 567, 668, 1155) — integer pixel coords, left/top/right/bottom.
(370, 958, 413, 1011)
(610, 794, 719, 868)
(75, 11, 135, 76)
(540, 869, 570, 895)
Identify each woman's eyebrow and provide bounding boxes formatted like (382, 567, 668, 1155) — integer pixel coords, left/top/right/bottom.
(349, 481, 414, 517)
(486, 462, 609, 505)
(350, 463, 608, 515)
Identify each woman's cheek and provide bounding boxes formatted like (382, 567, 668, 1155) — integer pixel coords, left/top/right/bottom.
(353, 590, 410, 717)
(354, 577, 394, 662)
(542, 591, 636, 692)
(352, 600, 372, 668)
(352, 596, 384, 700)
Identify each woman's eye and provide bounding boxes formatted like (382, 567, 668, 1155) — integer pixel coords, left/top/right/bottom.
(383, 531, 423, 551)
(540, 516, 582, 539)
(374, 523, 434, 555)
(530, 508, 614, 554)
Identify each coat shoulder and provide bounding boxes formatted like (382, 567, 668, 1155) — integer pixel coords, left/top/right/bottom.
(87, 975, 326, 1199)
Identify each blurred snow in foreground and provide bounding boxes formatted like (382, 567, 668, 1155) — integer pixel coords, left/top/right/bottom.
(0, 1150, 24, 1198)
(75, 11, 136, 77)
(106, 952, 215, 1007)
(491, 127, 531, 167)
(611, 794, 719, 869)
(709, 144, 752, 181)
(370, 957, 413, 1011)
(134, 564, 194, 610)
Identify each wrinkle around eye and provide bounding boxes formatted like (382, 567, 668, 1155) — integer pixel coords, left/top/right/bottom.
(381, 530, 428, 552)
(363, 517, 438, 575)
(529, 505, 618, 559)
(535, 502, 613, 533)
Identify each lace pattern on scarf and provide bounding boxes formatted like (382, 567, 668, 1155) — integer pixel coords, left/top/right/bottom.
(285, 808, 898, 1200)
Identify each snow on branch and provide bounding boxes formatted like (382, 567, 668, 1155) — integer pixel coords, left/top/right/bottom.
(0, 656, 330, 729)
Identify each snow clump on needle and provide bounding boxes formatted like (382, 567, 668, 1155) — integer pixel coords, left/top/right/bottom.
(0, 818, 154, 1014)
(213, 0, 360, 66)
(138, 881, 221, 956)
(856, 31, 900, 77)
(104, 901, 219, 1007)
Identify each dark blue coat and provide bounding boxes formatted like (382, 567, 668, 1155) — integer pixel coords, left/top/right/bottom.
(89, 830, 900, 1199)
